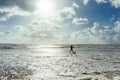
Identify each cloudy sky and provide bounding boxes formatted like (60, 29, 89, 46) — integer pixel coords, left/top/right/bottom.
(0, 0, 120, 44)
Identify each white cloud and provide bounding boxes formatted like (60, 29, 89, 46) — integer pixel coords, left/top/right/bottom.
(95, 0, 108, 4)
(72, 2, 79, 8)
(31, 19, 63, 31)
(70, 21, 120, 44)
(109, 0, 120, 8)
(30, 30, 54, 40)
(95, 0, 120, 8)
(0, 6, 33, 21)
(90, 23, 115, 36)
(71, 31, 90, 44)
(0, 0, 77, 21)
(0, 25, 28, 43)
(1, 21, 120, 44)
(83, 0, 89, 5)
(81, 22, 120, 44)
(0, 0, 39, 21)
(0, 12, 10, 21)
(2, 19, 67, 44)
(66, 22, 120, 44)
(72, 17, 88, 25)
(114, 21, 120, 32)
(53, 7, 76, 21)
(0, 0, 37, 12)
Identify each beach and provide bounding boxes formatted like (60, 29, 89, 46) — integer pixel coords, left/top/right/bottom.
(0, 44, 120, 80)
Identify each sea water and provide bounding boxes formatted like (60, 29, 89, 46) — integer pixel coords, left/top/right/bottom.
(0, 44, 120, 80)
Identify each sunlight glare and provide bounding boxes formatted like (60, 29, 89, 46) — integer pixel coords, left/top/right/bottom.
(36, 0, 54, 17)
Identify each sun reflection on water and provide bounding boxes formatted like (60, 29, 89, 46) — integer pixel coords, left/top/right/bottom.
(31, 46, 65, 56)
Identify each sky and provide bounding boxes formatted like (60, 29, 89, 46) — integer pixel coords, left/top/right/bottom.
(0, 0, 120, 44)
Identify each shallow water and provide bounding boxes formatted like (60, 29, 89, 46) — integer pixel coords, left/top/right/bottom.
(0, 44, 120, 80)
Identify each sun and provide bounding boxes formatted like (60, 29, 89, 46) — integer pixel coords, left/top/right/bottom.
(36, 0, 54, 17)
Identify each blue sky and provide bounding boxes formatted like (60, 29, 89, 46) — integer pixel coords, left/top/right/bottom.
(0, 0, 120, 44)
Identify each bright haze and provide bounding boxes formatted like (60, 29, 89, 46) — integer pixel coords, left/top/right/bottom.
(0, 0, 120, 44)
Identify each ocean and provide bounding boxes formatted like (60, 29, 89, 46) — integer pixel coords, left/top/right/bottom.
(0, 44, 120, 80)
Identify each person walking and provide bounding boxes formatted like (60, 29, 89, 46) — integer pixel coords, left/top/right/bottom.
(70, 45, 76, 54)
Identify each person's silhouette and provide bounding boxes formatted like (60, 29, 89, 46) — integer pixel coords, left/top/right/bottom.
(70, 45, 76, 54)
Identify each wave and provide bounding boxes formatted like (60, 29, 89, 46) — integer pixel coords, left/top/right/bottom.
(0, 44, 120, 49)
